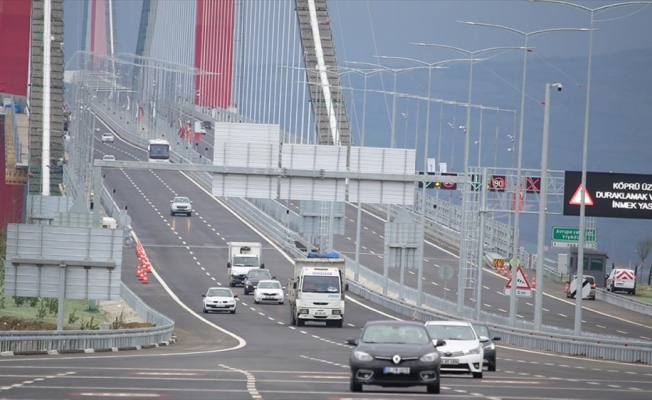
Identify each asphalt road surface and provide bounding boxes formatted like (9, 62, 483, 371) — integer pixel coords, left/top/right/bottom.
(93, 114, 652, 341)
(2, 113, 645, 400)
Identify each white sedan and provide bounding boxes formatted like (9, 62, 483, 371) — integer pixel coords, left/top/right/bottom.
(253, 280, 285, 305)
(425, 320, 486, 379)
(202, 287, 237, 314)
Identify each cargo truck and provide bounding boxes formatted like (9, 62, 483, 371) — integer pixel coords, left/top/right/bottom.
(288, 252, 347, 328)
(227, 242, 264, 287)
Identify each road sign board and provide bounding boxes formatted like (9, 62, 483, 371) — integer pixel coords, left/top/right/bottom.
(563, 171, 652, 220)
(504, 266, 532, 297)
(525, 176, 541, 193)
(551, 241, 597, 250)
(438, 264, 455, 281)
(488, 175, 506, 191)
(551, 226, 597, 243)
(439, 173, 457, 190)
(417, 171, 435, 189)
(569, 276, 592, 299)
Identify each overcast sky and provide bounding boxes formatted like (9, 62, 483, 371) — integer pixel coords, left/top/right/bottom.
(64, 0, 652, 62)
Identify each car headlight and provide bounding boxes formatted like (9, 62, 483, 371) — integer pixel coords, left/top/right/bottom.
(353, 351, 373, 362)
(484, 343, 495, 351)
(419, 352, 440, 362)
(463, 346, 482, 355)
(332, 310, 341, 315)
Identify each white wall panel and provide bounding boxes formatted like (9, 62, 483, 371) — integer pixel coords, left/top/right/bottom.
(349, 181, 414, 205)
(212, 174, 276, 199)
(281, 144, 347, 172)
(213, 122, 280, 168)
(350, 147, 416, 175)
(280, 177, 346, 202)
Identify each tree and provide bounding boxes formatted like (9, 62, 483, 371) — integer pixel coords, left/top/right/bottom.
(635, 238, 652, 284)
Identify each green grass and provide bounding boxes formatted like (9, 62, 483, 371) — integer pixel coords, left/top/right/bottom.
(634, 283, 652, 305)
(0, 294, 114, 330)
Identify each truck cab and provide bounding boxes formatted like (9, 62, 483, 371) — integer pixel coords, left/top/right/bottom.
(288, 254, 347, 328)
(227, 242, 264, 287)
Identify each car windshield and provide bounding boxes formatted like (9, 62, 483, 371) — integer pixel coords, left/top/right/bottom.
(472, 324, 490, 338)
(174, 197, 190, 203)
(232, 256, 258, 266)
(302, 275, 340, 293)
(206, 288, 232, 297)
(102, 133, 112, 137)
(362, 324, 430, 345)
(248, 270, 271, 279)
(258, 281, 281, 289)
(426, 324, 476, 341)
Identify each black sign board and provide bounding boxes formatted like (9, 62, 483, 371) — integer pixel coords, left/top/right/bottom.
(563, 171, 652, 220)
(488, 175, 506, 191)
(439, 172, 457, 190)
(525, 176, 541, 193)
(417, 171, 435, 189)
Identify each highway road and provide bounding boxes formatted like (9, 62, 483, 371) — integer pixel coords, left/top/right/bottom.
(97, 116, 652, 341)
(0, 115, 651, 399)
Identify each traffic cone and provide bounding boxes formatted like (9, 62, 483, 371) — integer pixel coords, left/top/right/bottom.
(564, 282, 569, 293)
(145, 260, 152, 273)
(142, 274, 148, 284)
(531, 277, 537, 288)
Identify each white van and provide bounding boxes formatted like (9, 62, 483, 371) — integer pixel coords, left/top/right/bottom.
(606, 268, 636, 295)
(102, 217, 117, 229)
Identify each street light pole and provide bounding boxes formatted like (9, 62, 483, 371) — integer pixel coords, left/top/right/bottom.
(459, 21, 591, 325)
(534, 82, 562, 331)
(530, 0, 652, 337)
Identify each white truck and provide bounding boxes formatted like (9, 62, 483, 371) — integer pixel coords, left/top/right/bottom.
(288, 254, 347, 328)
(227, 242, 264, 287)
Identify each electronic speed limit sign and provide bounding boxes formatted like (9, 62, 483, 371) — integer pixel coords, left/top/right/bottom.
(488, 175, 506, 191)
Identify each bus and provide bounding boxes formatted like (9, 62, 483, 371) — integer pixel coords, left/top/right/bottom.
(148, 139, 170, 162)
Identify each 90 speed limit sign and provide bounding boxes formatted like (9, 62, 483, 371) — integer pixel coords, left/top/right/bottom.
(489, 175, 506, 191)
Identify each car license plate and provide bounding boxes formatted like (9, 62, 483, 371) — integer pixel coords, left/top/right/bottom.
(383, 367, 410, 374)
(442, 359, 459, 365)
(264, 297, 276, 300)
(315, 310, 327, 316)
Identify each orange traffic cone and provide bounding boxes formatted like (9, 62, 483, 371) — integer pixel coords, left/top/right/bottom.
(142, 274, 148, 284)
(502, 268, 508, 277)
(145, 260, 152, 273)
(531, 277, 537, 288)
(564, 282, 569, 293)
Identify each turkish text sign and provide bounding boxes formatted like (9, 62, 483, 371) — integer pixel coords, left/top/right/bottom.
(563, 171, 652, 220)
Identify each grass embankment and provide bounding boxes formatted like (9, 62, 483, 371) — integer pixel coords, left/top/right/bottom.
(0, 295, 113, 331)
(634, 283, 652, 304)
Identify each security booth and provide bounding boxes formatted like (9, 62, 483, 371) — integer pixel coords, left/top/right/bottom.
(569, 248, 609, 288)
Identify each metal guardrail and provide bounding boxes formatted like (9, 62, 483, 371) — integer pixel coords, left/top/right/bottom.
(596, 289, 652, 317)
(91, 101, 652, 363)
(0, 283, 174, 354)
(362, 202, 563, 280)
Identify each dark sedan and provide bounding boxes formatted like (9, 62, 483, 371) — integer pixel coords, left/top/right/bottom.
(345, 320, 446, 394)
(471, 323, 501, 372)
(243, 269, 273, 295)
